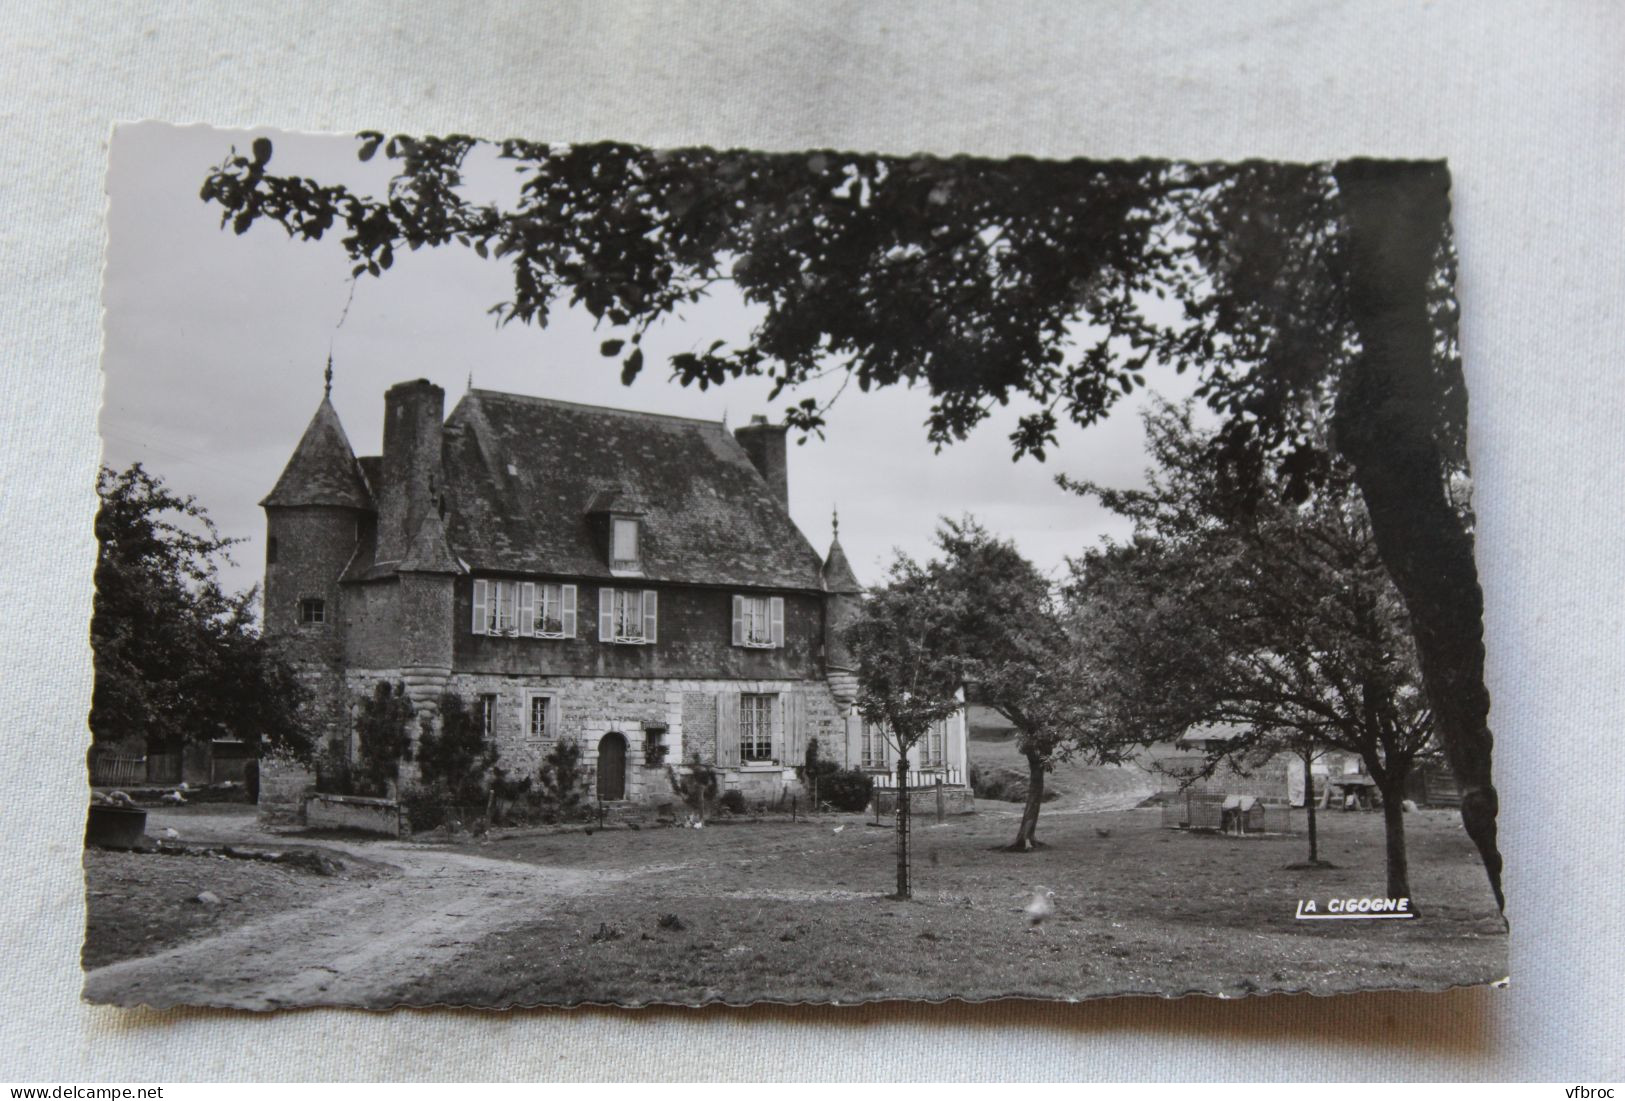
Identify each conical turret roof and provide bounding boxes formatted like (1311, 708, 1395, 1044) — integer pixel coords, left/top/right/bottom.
(261, 396, 374, 509)
(821, 535, 863, 594)
(399, 510, 462, 574)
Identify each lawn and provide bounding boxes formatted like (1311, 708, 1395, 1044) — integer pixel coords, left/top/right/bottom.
(389, 803, 1506, 1008)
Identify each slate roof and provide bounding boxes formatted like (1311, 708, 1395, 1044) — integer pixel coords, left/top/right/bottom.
(820, 536, 863, 593)
(439, 390, 826, 591)
(261, 397, 374, 509)
(399, 511, 462, 574)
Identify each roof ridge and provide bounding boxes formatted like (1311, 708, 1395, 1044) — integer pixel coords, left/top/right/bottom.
(462, 388, 728, 430)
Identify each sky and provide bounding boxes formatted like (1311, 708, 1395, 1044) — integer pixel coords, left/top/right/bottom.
(101, 121, 1200, 602)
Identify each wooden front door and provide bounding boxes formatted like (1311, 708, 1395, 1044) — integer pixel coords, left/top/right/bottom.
(597, 732, 627, 801)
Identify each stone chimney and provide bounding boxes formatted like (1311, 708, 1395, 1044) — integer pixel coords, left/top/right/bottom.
(734, 415, 789, 508)
(375, 379, 446, 565)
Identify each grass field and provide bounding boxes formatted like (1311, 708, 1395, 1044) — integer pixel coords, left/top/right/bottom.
(388, 803, 1506, 1008)
(83, 794, 1504, 1008)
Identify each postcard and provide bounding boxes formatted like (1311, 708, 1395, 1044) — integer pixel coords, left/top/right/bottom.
(84, 122, 1506, 1009)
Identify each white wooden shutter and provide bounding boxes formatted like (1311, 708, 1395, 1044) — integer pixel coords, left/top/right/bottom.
(731, 595, 744, 646)
(519, 582, 536, 636)
(784, 691, 806, 767)
(769, 596, 785, 648)
(472, 579, 488, 634)
(715, 693, 741, 766)
(845, 712, 863, 769)
(599, 587, 614, 641)
(562, 584, 578, 638)
(642, 590, 658, 643)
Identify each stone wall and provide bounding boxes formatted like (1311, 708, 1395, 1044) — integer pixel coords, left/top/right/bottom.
(872, 784, 976, 817)
(257, 755, 316, 828)
(347, 669, 851, 806)
(305, 793, 404, 836)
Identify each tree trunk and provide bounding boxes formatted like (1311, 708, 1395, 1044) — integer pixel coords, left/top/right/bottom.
(1302, 751, 1319, 864)
(1010, 748, 1045, 851)
(1330, 160, 1503, 912)
(1379, 777, 1413, 904)
(895, 753, 911, 900)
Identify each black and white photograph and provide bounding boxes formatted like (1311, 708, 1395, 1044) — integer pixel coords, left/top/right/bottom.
(82, 120, 1508, 1011)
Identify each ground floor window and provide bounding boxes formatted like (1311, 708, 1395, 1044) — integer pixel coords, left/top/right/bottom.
(861, 722, 888, 769)
(528, 694, 551, 739)
(478, 693, 497, 738)
(740, 693, 774, 761)
(920, 719, 946, 768)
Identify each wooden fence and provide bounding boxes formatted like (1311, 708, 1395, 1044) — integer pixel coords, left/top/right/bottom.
(88, 754, 147, 788)
(870, 768, 965, 789)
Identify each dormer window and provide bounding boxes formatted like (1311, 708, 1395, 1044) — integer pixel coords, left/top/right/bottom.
(611, 517, 640, 571)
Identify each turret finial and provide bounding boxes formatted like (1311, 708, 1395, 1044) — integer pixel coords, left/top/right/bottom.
(467, 369, 474, 394)
(832, 503, 839, 540)
(323, 353, 334, 398)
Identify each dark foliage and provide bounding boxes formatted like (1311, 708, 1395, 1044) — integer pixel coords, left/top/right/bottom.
(353, 681, 414, 796)
(414, 691, 499, 806)
(536, 738, 587, 822)
(667, 754, 718, 820)
(91, 463, 313, 761)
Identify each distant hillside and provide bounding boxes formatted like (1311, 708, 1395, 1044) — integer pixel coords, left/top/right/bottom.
(966, 715, 1158, 813)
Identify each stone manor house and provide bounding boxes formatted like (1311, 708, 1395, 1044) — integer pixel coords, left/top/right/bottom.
(262, 376, 968, 809)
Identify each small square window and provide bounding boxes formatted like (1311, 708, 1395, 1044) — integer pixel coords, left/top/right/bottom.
(299, 597, 325, 624)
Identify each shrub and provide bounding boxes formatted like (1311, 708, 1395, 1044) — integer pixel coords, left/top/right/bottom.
(314, 746, 360, 796)
(489, 766, 533, 825)
(354, 681, 414, 795)
(536, 739, 587, 823)
(667, 754, 718, 820)
(415, 692, 497, 806)
(820, 766, 874, 812)
(400, 783, 449, 832)
(718, 789, 747, 815)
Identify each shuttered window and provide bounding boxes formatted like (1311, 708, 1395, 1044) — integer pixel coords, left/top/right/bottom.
(598, 588, 658, 644)
(532, 582, 576, 638)
(731, 594, 785, 648)
(740, 694, 774, 761)
(473, 579, 577, 638)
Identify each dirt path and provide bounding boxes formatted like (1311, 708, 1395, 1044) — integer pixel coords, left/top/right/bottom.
(83, 835, 663, 1010)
